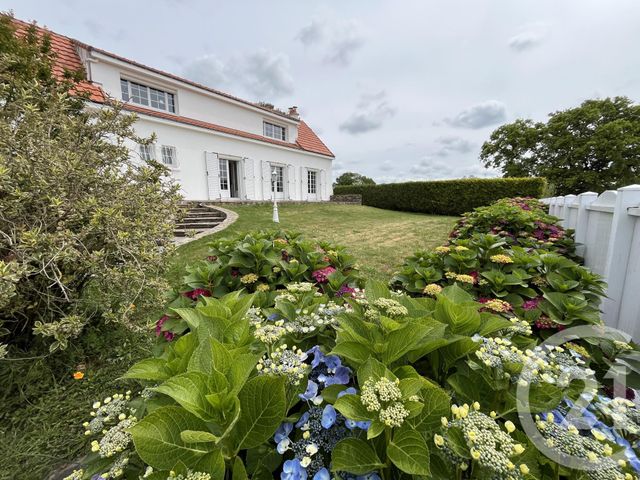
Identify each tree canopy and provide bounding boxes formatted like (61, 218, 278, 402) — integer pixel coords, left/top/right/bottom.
(0, 15, 181, 354)
(480, 97, 640, 195)
(333, 171, 376, 187)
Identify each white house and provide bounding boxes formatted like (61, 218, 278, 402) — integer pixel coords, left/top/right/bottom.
(18, 18, 335, 202)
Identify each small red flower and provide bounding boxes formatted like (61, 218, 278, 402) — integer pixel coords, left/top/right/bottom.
(183, 288, 212, 300)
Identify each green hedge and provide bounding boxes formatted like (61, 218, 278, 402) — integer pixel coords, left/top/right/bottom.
(333, 177, 546, 215)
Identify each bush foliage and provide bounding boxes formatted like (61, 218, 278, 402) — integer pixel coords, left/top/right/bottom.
(0, 16, 182, 353)
(333, 177, 546, 215)
(67, 198, 640, 480)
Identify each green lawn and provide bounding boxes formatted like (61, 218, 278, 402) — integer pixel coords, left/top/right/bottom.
(169, 203, 457, 283)
(1, 203, 456, 480)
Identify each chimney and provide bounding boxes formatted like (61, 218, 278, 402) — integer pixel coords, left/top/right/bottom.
(288, 106, 299, 118)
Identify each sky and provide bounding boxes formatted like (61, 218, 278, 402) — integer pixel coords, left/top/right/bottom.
(4, 0, 640, 182)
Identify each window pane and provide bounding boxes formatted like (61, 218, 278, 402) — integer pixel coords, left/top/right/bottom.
(264, 122, 286, 141)
(150, 87, 166, 110)
(139, 144, 155, 161)
(120, 79, 129, 101)
(167, 93, 175, 113)
(161, 145, 176, 166)
(130, 81, 149, 106)
(219, 159, 228, 190)
(307, 170, 317, 194)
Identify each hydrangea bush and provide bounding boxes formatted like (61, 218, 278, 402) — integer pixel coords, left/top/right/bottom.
(391, 233, 605, 335)
(68, 200, 640, 480)
(450, 197, 577, 258)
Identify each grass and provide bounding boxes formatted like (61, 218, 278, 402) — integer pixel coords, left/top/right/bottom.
(169, 203, 457, 283)
(0, 203, 456, 480)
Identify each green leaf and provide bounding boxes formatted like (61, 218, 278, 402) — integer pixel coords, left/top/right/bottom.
(357, 357, 391, 384)
(122, 358, 171, 381)
(381, 322, 433, 365)
(131, 406, 212, 470)
(387, 425, 431, 476)
(153, 372, 217, 422)
(333, 393, 370, 422)
(478, 315, 514, 336)
(180, 430, 220, 444)
(366, 419, 385, 439)
(233, 375, 287, 450)
(330, 341, 373, 366)
(435, 296, 481, 336)
(232, 457, 249, 480)
(364, 279, 391, 303)
(331, 438, 385, 475)
(409, 386, 450, 434)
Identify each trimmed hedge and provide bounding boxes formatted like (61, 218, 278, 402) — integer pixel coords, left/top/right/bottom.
(333, 177, 546, 215)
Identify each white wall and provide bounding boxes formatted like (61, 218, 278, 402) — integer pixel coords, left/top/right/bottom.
(90, 53, 299, 141)
(132, 116, 332, 201)
(542, 185, 640, 339)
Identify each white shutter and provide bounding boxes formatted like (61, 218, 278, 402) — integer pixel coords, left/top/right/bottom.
(243, 157, 255, 200)
(287, 165, 296, 200)
(320, 170, 327, 201)
(205, 152, 221, 200)
(301, 166, 308, 201)
(262, 160, 271, 200)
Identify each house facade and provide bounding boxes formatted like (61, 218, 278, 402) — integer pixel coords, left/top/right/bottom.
(17, 18, 335, 202)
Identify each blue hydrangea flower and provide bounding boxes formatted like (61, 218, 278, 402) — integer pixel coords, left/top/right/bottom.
(296, 411, 310, 429)
(313, 468, 330, 480)
(321, 405, 337, 429)
(299, 380, 319, 401)
(274, 422, 293, 453)
(268, 313, 281, 321)
(318, 365, 350, 386)
(282, 458, 307, 480)
(337, 387, 357, 398)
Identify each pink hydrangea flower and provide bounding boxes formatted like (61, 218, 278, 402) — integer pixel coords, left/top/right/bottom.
(312, 266, 336, 284)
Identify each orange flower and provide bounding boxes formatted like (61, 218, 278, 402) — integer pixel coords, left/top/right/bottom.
(73, 371, 85, 380)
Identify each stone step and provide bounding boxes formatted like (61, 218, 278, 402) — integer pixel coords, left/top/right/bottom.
(183, 211, 226, 218)
(181, 215, 225, 223)
(185, 207, 221, 213)
(174, 228, 206, 237)
(175, 221, 221, 230)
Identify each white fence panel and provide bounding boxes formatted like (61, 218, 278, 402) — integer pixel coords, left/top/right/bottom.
(541, 185, 640, 339)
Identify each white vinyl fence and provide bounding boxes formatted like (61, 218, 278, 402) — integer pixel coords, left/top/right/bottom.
(541, 185, 640, 339)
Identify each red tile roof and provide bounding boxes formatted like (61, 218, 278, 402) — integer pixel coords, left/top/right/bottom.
(12, 18, 104, 102)
(296, 121, 334, 157)
(8, 16, 334, 158)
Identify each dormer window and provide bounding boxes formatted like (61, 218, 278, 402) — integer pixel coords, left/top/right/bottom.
(121, 78, 176, 113)
(263, 121, 287, 141)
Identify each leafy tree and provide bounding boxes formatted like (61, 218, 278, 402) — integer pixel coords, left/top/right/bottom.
(333, 171, 376, 187)
(480, 97, 640, 194)
(0, 15, 182, 354)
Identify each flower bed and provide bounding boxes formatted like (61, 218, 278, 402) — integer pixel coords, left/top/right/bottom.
(66, 200, 640, 480)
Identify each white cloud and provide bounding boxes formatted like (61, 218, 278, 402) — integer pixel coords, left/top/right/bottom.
(433, 136, 474, 157)
(339, 90, 396, 134)
(324, 24, 365, 66)
(444, 100, 507, 129)
(183, 49, 294, 100)
(508, 23, 550, 52)
(296, 19, 324, 46)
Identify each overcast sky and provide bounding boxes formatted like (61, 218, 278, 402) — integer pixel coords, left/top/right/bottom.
(4, 0, 640, 182)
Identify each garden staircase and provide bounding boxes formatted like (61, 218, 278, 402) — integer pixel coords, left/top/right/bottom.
(174, 202, 226, 238)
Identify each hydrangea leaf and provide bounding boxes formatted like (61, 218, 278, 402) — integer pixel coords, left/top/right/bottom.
(232, 456, 249, 480)
(331, 438, 385, 475)
(408, 386, 451, 434)
(232, 375, 287, 450)
(153, 372, 218, 422)
(330, 341, 372, 366)
(131, 406, 212, 470)
(122, 358, 171, 381)
(333, 393, 370, 422)
(387, 424, 431, 476)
